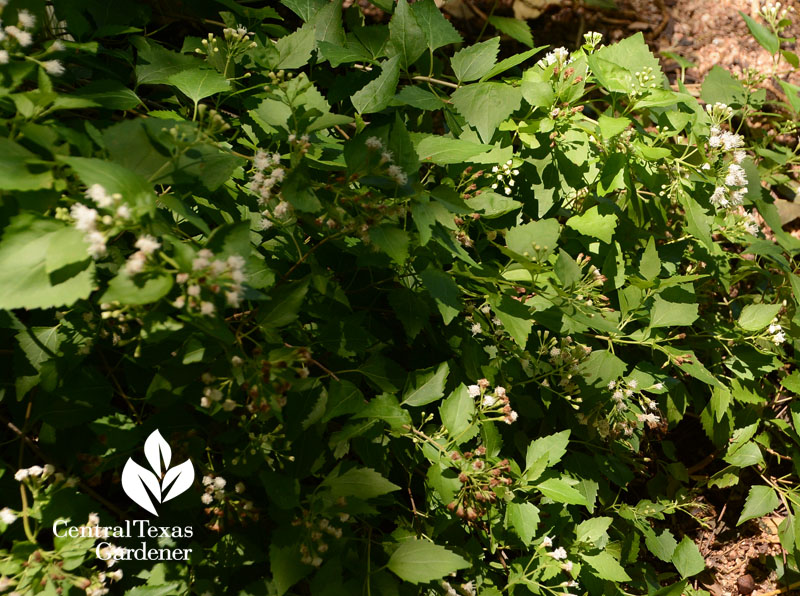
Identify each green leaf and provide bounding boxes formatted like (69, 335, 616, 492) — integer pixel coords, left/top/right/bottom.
(645, 528, 678, 562)
(576, 517, 612, 545)
(465, 192, 521, 218)
(451, 37, 500, 82)
(566, 205, 618, 243)
(419, 267, 462, 324)
(322, 466, 400, 499)
(505, 502, 540, 545)
(402, 362, 449, 406)
(386, 539, 469, 584)
(700, 65, 747, 107)
(410, 0, 462, 51)
(387, 0, 426, 69)
(488, 16, 533, 48)
(639, 237, 661, 280)
(580, 551, 631, 581)
(438, 384, 474, 440)
(101, 272, 174, 305)
(555, 249, 581, 287)
(526, 430, 570, 469)
(650, 296, 699, 328)
(536, 477, 588, 505)
(258, 280, 309, 328)
(488, 293, 532, 348)
(737, 303, 782, 331)
(369, 225, 409, 264)
(133, 37, 200, 86)
(281, 0, 326, 21)
(506, 218, 560, 260)
(393, 86, 446, 111)
(587, 33, 662, 94)
(0, 214, 94, 310)
(275, 23, 316, 69)
(352, 55, 401, 114)
(596, 152, 627, 196)
(411, 134, 493, 164)
(0, 138, 53, 191)
(322, 379, 365, 422)
(451, 82, 521, 143)
(354, 394, 412, 430)
(740, 11, 779, 54)
(671, 536, 705, 577)
(737, 485, 780, 525)
(312, 0, 345, 46)
(270, 543, 311, 596)
(168, 68, 230, 104)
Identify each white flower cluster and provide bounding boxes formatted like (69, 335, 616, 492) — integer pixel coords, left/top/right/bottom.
(467, 379, 518, 424)
(441, 579, 476, 596)
(768, 317, 786, 345)
(583, 31, 603, 51)
(14, 463, 54, 482)
(540, 536, 579, 582)
(365, 136, 408, 185)
(199, 372, 237, 410)
(249, 150, 285, 204)
(490, 160, 519, 195)
(71, 184, 131, 259)
(761, 1, 794, 23)
(124, 234, 161, 276)
(632, 66, 659, 96)
(174, 249, 247, 315)
(705, 114, 748, 210)
(538, 46, 572, 68)
(97, 544, 126, 567)
(0, 507, 17, 525)
(201, 474, 228, 504)
(742, 211, 760, 236)
(0, 8, 64, 74)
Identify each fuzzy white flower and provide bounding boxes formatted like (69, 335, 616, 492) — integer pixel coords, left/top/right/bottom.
(365, 136, 382, 150)
(709, 186, 728, 208)
(200, 493, 213, 504)
(0, 50, 8, 65)
(725, 164, 748, 187)
(387, 164, 408, 185)
(135, 234, 160, 256)
(17, 10, 35, 28)
(653, 382, 664, 390)
(467, 385, 481, 398)
(124, 252, 146, 276)
(274, 201, 291, 218)
(214, 476, 227, 489)
(482, 394, 496, 407)
(542, 536, 553, 547)
(42, 60, 64, 76)
(14, 469, 29, 482)
(549, 547, 568, 560)
(471, 323, 482, 336)
(28, 465, 43, 477)
(200, 301, 216, 316)
(115, 204, 131, 219)
(628, 379, 638, 389)
(5, 25, 32, 47)
(773, 331, 786, 344)
(71, 203, 98, 232)
(0, 508, 17, 525)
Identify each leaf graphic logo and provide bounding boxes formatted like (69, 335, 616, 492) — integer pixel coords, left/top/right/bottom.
(121, 430, 194, 516)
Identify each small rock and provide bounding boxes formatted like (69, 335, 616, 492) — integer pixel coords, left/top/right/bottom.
(737, 574, 755, 596)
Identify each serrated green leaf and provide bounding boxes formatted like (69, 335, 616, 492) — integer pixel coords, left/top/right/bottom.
(439, 384, 474, 439)
(387, 0, 426, 69)
(650, 296, 699, 328)
(580, 551, 631, 581)
(536, 477, 588, 505)
(410, 0, 462, 51)
(737, 485, 780, 525)
(352, 55, 401, 113)
(566, 205, 618, 243)
(488, 16, 533, 48)
(451, 82, 521, 143)
(168, 68, 230, 104)
(740, 11, 779, 54)
(671, 536, 705, 577)
(639, 237, 661, 280)
(402, 362, 449, 406)
(322, 466, 400, 499)
(386, 539, 469, 584)
(452, 37, 500, 82)
(505, 502, 540, 545)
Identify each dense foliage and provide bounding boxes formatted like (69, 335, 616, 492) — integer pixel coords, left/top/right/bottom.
(2, 0, 800, 594)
